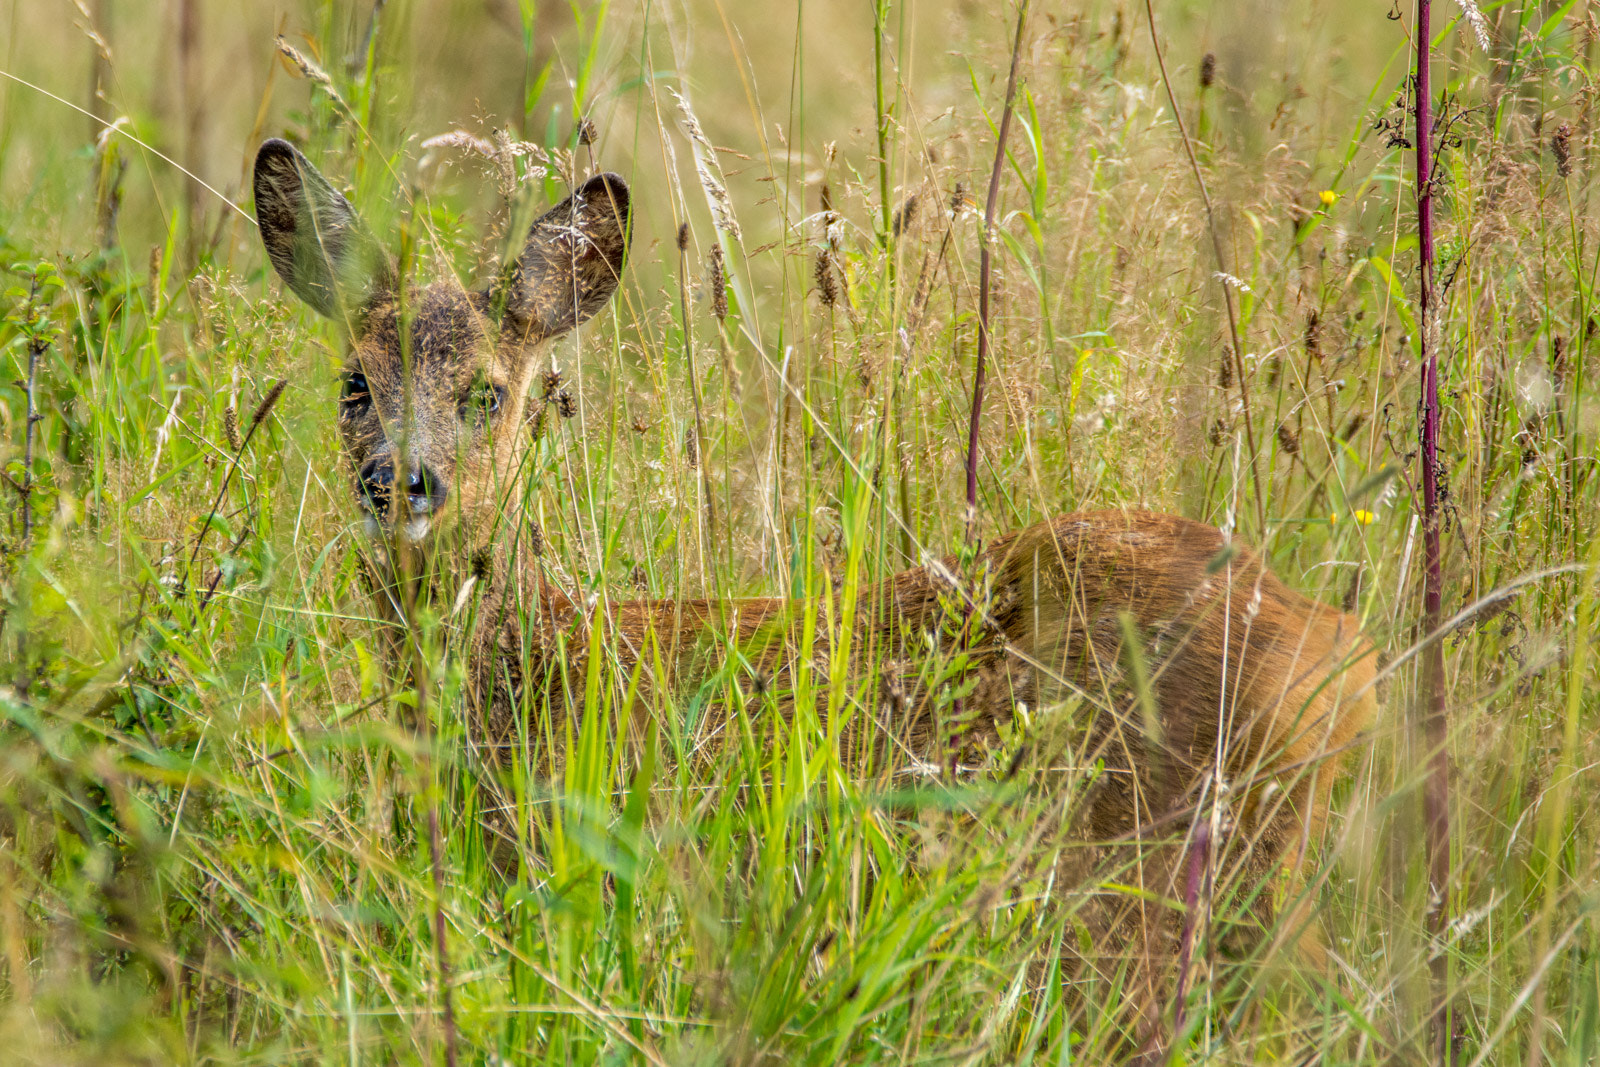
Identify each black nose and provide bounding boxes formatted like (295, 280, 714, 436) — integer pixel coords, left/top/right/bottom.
(358, 456, 446, 516)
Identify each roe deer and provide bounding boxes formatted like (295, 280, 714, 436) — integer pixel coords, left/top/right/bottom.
(252, 138, 1377, 970)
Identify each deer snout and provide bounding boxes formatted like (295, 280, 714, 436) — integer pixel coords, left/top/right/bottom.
(358, 454, 447, 521)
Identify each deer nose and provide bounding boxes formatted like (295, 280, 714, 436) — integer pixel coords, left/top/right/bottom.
(358, 456, 446, 516)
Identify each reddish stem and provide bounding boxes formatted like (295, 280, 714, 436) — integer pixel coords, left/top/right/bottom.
(1413, 0, 1453, 1048)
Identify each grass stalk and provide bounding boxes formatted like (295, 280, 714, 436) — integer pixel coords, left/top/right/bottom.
(963, 0, 1029, 542)
(1410, 0, 1454, 1052)
(1141, 0, 1267, 538)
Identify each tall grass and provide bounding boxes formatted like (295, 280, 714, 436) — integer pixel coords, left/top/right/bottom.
(1, 0, 1598, 1063)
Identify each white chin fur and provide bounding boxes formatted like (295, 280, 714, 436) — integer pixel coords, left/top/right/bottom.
(403, 516, 432, 542)
(362, 515, 381, 538)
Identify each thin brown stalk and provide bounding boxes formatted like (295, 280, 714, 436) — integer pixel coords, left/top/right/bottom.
(1141, 0, 1267, 539)
(1411, 1, 1454, 1056)
(963, 0, 1029, 544)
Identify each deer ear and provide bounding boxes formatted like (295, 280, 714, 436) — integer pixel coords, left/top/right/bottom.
(253, 139, 396, 323)
(499, 172, 630, 343)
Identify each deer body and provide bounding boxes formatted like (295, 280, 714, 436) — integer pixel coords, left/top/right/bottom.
(253, 139, 1375, 954)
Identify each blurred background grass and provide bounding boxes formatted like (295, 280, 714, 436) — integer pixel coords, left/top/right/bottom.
(1, 0, 1598, 1063)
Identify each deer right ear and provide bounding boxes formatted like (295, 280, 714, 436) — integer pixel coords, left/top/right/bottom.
(499, 172, 631, 344)
(253, 139, 395, 323)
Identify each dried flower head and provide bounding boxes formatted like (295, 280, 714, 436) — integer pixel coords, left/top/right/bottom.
(555, 388, 577, 419)
(1217, 352, 1233, 390)
(470, 546, 494, 582)
(684, 426, 700, 468)
(1208, 418, 1227, 447)
(1552, 123, 1574, 178)
(576, 116, 598, 146)
(1199, 52, 1217, 90)
(528, 519, 544, 557)
(708, 243, 728, 321)
(541, 368, 562, 399)
(222, 404, 242, 452)
(676, 222, 690, 253)
(892, 193, 918, 238)
(814, 250, 839, 307)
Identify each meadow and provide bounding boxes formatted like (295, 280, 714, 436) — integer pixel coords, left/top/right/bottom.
(1, 0, 1598, 1062)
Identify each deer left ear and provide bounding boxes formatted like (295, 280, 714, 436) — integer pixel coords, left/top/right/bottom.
(253, 139, 396, 325)
(498, 172, 630, 344)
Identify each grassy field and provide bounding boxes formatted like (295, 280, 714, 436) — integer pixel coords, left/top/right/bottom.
(2, 0, 1599, 1062)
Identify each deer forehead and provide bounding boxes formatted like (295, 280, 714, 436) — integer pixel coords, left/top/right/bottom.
(354, 285, 504, 387)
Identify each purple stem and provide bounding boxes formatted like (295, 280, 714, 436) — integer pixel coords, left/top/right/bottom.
(1170, 821, 1211, 1048)
(1413, 0, 1453, 1046)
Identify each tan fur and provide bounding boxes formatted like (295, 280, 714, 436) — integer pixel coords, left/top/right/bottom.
(253, 142, 1377, 980)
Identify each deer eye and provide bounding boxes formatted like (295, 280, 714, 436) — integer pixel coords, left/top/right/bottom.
(340, 371, 370, 416)
(459, 383, 507, 424)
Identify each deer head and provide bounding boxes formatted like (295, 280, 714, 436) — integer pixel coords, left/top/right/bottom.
(252, 138, 630, 545)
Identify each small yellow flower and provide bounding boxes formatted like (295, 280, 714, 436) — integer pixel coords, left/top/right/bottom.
(1328, 512, 1339, 524)
(1318, 189, 1339, 208)
(1352, 509, 1376, 525)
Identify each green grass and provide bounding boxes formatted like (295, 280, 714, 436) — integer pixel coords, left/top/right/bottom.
(2, 0, 1599, 1062)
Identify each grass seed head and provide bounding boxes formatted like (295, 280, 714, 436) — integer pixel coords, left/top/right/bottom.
(1200, 52, 1217, 89)
(708, 243, 728, 321)
(222, 404, 242, 452)
(1552, 123, 1574, 177)
(815, 250, 839, 307)
(576, 116, 598, 146)
(249, 380, 287, 435)
(541, 369, 562, 399)
(676, 222, 690, 253)
(555, 389, 577, 419)
(1277, 422, 1299, 455)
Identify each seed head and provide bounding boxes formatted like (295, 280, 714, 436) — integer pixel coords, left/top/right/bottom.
(470, 546, 493, 582)
(676, 222, 690, 253)
(819, 182, 832, 214)
(528, 519, 544, 557)
(1217, 352, 1233, 390)
(950, 181, 967, 216)
(1208, 418, 1227, 447)
(222, 404, 242, 452)
(249, 380, 287, 435)
(1552, 123, 1574, 178)
(814, 250, 839, 307)
(541, 368, 562, 399)
(1276, 422, 1299, 455)
(684, 426, 700, 469)
(529, 406, 548, 441)
(1199, 52, 1217, 90)
(555, 388, 577, 419)
(630, 564, 649, 590)
(576, 116, 598, 146)
(708, 243, 728, 321)
(892, 193, 918, 238)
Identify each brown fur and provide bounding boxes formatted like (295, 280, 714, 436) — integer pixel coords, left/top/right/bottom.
(253, 141, 1377, 984)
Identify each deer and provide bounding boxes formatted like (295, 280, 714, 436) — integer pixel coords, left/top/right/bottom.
(251, 137, 1377, 981)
